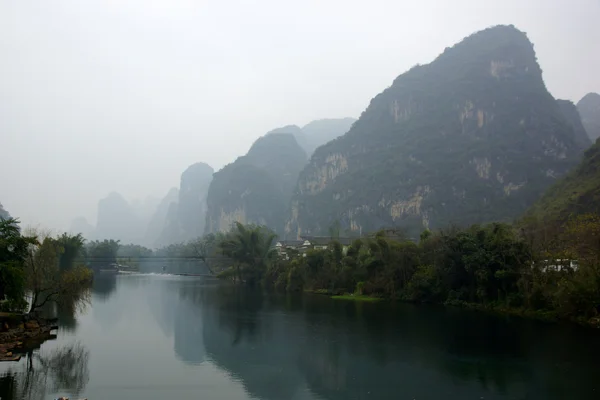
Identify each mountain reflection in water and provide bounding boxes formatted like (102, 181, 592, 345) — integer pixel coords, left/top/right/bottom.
(0, 274, 598, 400)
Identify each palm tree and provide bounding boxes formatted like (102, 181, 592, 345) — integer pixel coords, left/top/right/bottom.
(218, 222, 277, 285)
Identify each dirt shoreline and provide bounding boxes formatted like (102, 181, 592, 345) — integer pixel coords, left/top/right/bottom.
(0, 312, 58, 361)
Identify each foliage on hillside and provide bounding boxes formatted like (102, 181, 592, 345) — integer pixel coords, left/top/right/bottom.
(525, 138, 600, 223)
(556, 99, 591, 150)
(288, 25, 586, 239)
(301, 118, 356, 156)
(220, 218, 600, 325)
(577, 92, 600, 141)
(0, 219, 91, 313)
(205, 133, 306, 235)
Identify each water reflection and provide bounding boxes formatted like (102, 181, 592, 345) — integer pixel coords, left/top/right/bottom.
(0, 342, 90, 400)
(190, 285, 600, 400)
(5, 274, 598, 400)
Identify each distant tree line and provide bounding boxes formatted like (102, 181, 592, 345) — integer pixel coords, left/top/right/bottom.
(207, 216, 600, 326)
(0, 218, 92, 313)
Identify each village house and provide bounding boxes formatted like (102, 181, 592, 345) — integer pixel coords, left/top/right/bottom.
(273, 236, 354, 259)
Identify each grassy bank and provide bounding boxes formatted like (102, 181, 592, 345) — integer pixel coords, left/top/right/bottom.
(331, 294, 383, 302)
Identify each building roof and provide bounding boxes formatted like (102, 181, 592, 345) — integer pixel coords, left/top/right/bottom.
(275, 240, 305, 247)
(300, 236, 353, 246)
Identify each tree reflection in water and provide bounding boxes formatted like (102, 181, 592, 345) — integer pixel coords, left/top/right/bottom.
(0, 341, 90, 400)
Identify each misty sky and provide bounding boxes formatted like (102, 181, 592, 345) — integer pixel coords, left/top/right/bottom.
(1, 0, 599, 231)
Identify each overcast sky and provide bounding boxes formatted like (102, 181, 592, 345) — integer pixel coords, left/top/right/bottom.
(1, 0, 599, 231)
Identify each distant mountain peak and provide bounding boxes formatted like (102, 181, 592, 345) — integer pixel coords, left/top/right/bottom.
(577, 92, 600, 141)
(286, 25, 585, 238)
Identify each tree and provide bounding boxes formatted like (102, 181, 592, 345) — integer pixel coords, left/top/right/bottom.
(86, 239, 120, 269)
(24, 230, 92, 313)
(0, 218, 36, 310)
(218, 222, 277, 285)
(54, 233, 85, 270)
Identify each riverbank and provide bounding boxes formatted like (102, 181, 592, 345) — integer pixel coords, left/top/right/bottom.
(443, 300, 600, 329)
(305, 289, 600, 328)
(0, 313, 58, 361)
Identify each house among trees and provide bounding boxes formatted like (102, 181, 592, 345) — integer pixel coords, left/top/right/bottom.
(274, 236, 353, 259)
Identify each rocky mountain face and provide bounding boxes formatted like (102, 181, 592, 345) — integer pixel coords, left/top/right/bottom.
(557, 100, 591, 151)
(205, 133, 307, 234)
(144, 187, 179, 247)
(95, 192, 143, 243)
(69, 216, 95, 239)
(577, 92, 600, 141)
(0, 203, 11, 220)
(177, 162, 214, 240)
(267, 118, 356, 158)
(302, 118, 356, 156)
(526, 138, 600, 222)
(155, 163, 214, 246)
(287, 25, 587, 239)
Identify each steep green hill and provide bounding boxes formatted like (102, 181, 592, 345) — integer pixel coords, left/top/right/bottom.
(577, 92, 600, 141)
(155, 163, 214, 246)
(205, 133, 306, 234)
(287, 25, 587, 238)
(556, 99, 591, 151)
(267, 118, 356, 157)
(526, 138, 600, 222)
(301, 118, 356, 156)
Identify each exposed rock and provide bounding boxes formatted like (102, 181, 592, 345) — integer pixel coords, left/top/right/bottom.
(155, 163, 214, 246)
(577, 92, 600, 141)
(206, 133, 306, 235)
(95, 192, 143, 244)
(526, 137, 600, 222)
(287, 25, 586, 238)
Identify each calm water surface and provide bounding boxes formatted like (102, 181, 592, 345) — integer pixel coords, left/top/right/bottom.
(1, 273, 599, 400)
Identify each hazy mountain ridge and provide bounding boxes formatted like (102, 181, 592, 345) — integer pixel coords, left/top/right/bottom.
(152, 163, 214, 247)
(145, 187, 179, 247)
(205, 133, 306, 234)
(266, 118, 356, 158)
(94, 192, 144, 243)
(286, 25, 587, 238)
(526, 138, 600, 222)
(556, 99, 592, 151)
(577, 92, 600, 141)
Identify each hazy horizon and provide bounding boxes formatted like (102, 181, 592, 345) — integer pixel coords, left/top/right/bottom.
(1, 0, 599, 231)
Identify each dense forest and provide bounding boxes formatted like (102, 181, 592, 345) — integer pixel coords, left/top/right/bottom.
(207, 216, 600, 326)
(288, 25, 588, 238)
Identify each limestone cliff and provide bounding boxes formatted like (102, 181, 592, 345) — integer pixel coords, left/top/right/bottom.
(156, 163, 214, 246)
(267, 118, 356, 158)
(145, 187, 179, 247)
(526, 137, 600, 222)
(557, 99, 591, 151)
(577, 92, 600, 141)
(206, 133, 306, 234)
(95, 192, 142, 243)
(287, 25, 587, 238)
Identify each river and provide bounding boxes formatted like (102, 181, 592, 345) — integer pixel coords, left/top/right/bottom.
(0, 273, 599, 400)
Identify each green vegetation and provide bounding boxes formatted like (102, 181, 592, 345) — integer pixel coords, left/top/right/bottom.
(289, 25, 586, 238)
(525, 138, 600, 223)
(331, 295, 382, 302)
(85, 239, 120, 269)
(205, 132, 307, 235)
(577, 92, 600, 141)
(0, 218, 37, 310)
(24, 228, 93, 313)
(213, 216, 600, 326)
(0, 219, 92, 313)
